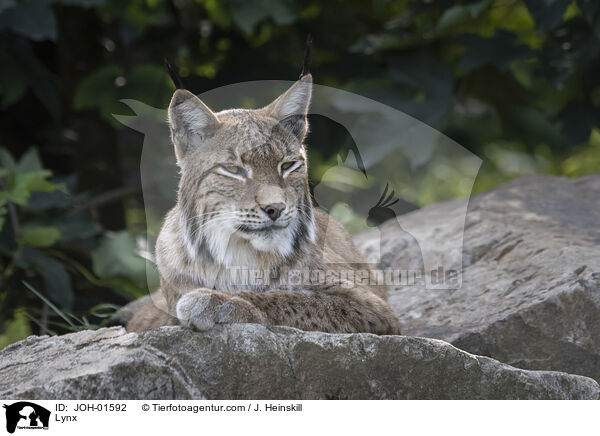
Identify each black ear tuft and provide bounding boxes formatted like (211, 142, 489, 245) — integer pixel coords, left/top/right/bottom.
(165, 58, 184, 90)
(300, 34, 312, 78)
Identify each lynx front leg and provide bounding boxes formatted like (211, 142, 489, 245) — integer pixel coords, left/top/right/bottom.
(177, 288, 399, 335)
(176, 289, 268, 331)
(176, 288, 400, 335)
(238, 289, 401, 335)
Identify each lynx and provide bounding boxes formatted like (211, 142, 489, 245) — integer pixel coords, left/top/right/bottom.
(127, 74, 401, 335)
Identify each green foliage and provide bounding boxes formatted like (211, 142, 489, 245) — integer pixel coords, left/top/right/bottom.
(0, 308, 31, 349)
(0, 148, 57, 208)
(0, 148, 146, 347)
(0, 0, 57, 41)
(0, 0, 598, 347)
(228, 0, 299, 33)
(74, 64, 174, 123)
(0, 33, 60, 115)
(92, 231, 148, 298)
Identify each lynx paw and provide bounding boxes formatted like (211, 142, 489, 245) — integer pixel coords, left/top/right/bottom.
(176, 290, 267, 331)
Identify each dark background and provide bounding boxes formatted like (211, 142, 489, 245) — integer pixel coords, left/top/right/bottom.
(1, 0, 599, 346)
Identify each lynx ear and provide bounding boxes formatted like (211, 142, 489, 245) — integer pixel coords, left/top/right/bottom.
(168, 89, 220, 162)
(262, 74, 312, 141)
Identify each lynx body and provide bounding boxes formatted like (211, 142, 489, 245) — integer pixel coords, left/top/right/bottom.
(127, 75, 400, 335)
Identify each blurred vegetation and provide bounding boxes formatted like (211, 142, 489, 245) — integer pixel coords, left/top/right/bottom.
(0, 0, 598, 346)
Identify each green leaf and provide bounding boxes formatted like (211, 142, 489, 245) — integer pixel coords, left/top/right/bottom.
(0, 34, 60, 117)
(75, 64, 174, 123)
(229, 0, 298, 33)
(1, 170, 56, 205)
(74, 65, 122, 116)
(92, 231, 147, 283)
(437, 5, 471, 32)
(0, 147, 16, 169)
(524, 0, 571, 32)
(125, 64, 175, 108)
(20, 226, 62, 247)
(0, 0, 56, 41)
(229, 1, 269, 33)
(17, 147, 43, 172)
(26, 174, 73, 211)
(0, 308, 32, 350)
(55, 214, 101, 240)
(21, 248, 75, 309)
(436, 1, 492, 32)
(268, 0, 297, 25)
(0, 48, 27, 108)
(27, 189, 72, 211)
(0, 148, 59, 205)
(466, 0, 491, 17)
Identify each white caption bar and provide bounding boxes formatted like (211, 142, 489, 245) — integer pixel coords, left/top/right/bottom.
(0, 400, 596, 436)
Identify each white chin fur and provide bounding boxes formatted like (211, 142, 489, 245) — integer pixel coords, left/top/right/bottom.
(203, 219, 296, 266)
(248, 225, 295, 257)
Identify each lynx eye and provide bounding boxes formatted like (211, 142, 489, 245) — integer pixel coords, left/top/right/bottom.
(222, 165, 243, 174)
(279, 160, 302, 177)
(216, 164, 246, 181)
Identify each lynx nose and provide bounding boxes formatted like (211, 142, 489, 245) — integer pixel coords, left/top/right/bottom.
(261, 203, 285, 221)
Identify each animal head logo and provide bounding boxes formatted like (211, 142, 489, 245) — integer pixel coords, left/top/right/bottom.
(3, 402, 50, 434)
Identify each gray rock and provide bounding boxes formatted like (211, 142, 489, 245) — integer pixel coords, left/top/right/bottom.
(0, 325, 597, 400)
(354, 174, 600, 382)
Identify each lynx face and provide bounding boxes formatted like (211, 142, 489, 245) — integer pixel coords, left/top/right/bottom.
(169, 76, 316, 265)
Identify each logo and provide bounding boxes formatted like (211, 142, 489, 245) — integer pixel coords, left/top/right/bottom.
(3, 402, 50, 434)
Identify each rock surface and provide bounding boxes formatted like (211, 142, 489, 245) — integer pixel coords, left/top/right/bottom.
(354, 174, 600, 382)
(2, 174, 598, 400)
(0, 325, 598, 400)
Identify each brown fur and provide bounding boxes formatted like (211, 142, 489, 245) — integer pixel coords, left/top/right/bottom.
(127, 75, 400, 335)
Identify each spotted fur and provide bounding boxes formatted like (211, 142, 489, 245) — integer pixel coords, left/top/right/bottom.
(127, 75, 401, 335)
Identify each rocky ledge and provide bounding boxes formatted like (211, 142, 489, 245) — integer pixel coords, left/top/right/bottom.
(0, 325, 598, 400)
(355, 174, 600, 383)
(1, 174, 599, 400)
